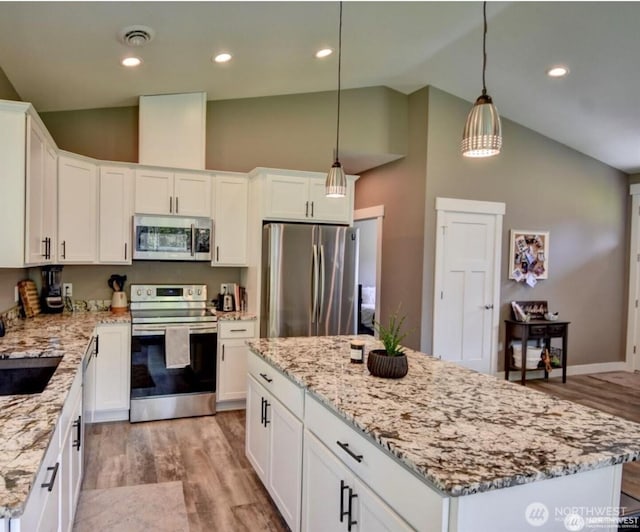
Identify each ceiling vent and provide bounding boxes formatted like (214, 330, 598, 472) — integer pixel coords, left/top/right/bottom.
(119, 25, 155, 47)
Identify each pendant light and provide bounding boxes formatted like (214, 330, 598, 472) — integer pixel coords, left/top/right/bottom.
(325, 1, 347, 197)
(461, 1, 502, 158)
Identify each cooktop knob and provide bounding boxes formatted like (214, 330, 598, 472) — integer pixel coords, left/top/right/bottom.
(136, 289, 142, 296)
(188, 288, 193, 295)
(147, 289, 152, 296)
(197, 288, 202, 295)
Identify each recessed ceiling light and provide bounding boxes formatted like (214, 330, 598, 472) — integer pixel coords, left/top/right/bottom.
(315, 48, 333, 59)
(121, 56, 142, 67)
(213, 53, 232, 63)
(546, 65, 569, 78)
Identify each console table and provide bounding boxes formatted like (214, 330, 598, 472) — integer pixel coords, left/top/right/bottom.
(504, 319, 570, 385)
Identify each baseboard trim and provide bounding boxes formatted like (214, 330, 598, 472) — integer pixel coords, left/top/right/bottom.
(216, 399, 246, 412)
(501, 361, 629, 381)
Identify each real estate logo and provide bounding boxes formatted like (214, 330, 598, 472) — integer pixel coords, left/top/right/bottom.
(564, 513, 586, 531)
(525, 502, 550, 527)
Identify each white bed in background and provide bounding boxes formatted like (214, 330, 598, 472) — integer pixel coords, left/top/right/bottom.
(360, 285, 376, 329)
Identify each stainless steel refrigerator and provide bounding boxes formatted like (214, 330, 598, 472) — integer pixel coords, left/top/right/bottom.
(261, 223, 358, 337)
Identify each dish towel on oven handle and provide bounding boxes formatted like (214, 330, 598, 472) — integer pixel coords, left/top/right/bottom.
(165, 326, 190, 368)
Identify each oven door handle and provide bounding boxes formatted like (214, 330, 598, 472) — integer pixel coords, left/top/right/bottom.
(132, 325, 218, 336)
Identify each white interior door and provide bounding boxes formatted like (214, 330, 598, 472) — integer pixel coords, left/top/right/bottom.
(433, 198, 504, 374)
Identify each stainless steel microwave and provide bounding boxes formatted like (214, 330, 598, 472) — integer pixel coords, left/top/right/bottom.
(133, 214, 212, 261)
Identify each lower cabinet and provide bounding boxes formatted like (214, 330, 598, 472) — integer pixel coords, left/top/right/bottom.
(85, 323, 130, 422)
(302, 431, 411, 532)
(12, 368, 83, 532)
(217, 321, 255, 404)
(246, 356, 303, 531)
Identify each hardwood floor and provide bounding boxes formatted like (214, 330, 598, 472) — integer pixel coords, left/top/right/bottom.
(81, 411, 289, 532)
(528, 372, 640, 514)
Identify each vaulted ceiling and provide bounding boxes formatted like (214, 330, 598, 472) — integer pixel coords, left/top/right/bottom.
(0, 2, 638, 173)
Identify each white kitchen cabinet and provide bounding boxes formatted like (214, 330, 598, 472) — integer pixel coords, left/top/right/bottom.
(217, 320, 255, 404)
(246, 353, 304, 531)
(212, 173, 248, 266)
(25, 115, 58, 265)
(58, 154, 98, 263)
(12, 368, 83, 532)
(0, 101, 59, 268)
(99, 165, 133, 263)
(86, 323, 131, 422)
(302, 430, 410, 532)
(260, 170, 355, 224)
(134, 167, 211, 216)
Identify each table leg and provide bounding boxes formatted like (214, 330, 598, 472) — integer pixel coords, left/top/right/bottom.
(521, 328, 527, 386)
(562, 329, 568, 383)
(505, 327, 512, 381)
(543, 338, 549, 380)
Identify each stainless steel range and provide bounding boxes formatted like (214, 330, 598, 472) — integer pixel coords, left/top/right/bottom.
(129, 284, 217, 423)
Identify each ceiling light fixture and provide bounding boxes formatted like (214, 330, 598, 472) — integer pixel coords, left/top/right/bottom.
(121, 56, 142, 67)
(546, 65, 569, 78)
(214, 53, 232, 63)
(325, 1, 346, 198)
(315, 48, 333, 59)
(461, 1, 502, 158)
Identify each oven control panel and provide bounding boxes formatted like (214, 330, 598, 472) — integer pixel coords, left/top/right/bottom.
(130, 284, 207, 303)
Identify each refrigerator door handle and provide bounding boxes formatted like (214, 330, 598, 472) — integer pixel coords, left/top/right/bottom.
(312, 244, 319, 323)
(319, 244, 326, 322)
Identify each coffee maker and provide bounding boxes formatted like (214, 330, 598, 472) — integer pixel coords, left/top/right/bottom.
(41, 265, 64, 314)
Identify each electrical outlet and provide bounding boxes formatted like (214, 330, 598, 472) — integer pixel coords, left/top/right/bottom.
(14, 285, 19, 302)
(63, 283, 73, 297)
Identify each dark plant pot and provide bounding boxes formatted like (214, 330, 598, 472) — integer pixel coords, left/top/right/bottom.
(367, 349, 408, 379)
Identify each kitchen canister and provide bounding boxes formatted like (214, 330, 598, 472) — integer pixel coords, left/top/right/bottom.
(350, 340, 365, 364)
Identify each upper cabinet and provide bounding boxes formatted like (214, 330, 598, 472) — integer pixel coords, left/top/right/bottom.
(25, 115, 58, 265)
(134, 168, 211, 217)
(212, 173, 248, 266)
(258, 169, 356, 225)
(99, 166, 133, 264)
(58, 154, 98, 263)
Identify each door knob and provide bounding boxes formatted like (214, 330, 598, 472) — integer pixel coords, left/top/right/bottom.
(484, 304, 493, 309)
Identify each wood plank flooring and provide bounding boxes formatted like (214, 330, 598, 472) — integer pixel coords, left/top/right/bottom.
(81, 411, 288, 532)
(528, 372, 640, 514)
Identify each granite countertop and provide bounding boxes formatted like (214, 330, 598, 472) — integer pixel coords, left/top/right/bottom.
(0, 311, 130, 519)
(247, 335, 640, 497)
(215, 311, 257, 321)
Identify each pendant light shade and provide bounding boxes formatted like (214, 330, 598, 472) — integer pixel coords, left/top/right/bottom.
(326, 2, 347, 197)
(461, 2, 502, 158)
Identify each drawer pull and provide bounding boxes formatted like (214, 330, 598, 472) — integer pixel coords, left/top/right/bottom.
(264, 400, 271, 426)
(72, 415, 82, 451)
(41, 462, 59, 492)
(230, 328, 247, 333)
(259, 372, 273, 383)
(336, 440, 363, 463)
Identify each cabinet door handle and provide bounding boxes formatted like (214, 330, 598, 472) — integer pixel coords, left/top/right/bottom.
(259, 372, 273, 383)
(311, 201, 314, 218)
(230, 329, 247, 333)
(484, 304, 493, 309)
(41, 238, 48, 258)
(222, 344, 225, 361)
(72, 415, 82, 451)
(216, 246, 219, 262)
(175, 196, 179, 214)
(169, 196, 173, 213)
(95, 335, 99, 357)
(336, 441, 363, 463)
(347, 488, 358, 531)
(61, 240, 66, 259)
(46, 237, 51, 259)
(305, 201, 309, 217)
(260, 397, 266, 425)
(41, 462, 59, 492)
(264, 400, 270, 426)
(340, 480, 349, 523)
(124, 242, 127, 260)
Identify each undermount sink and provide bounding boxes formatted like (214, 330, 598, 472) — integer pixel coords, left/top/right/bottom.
(0, 356, 62, 395)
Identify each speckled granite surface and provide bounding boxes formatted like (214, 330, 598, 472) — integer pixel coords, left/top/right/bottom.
(215, 311, 256, 321)
(247, 335, 640, 497)
(0, 311, 130, 518)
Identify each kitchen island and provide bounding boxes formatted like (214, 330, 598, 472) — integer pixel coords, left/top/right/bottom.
(247, 335, 640, 531)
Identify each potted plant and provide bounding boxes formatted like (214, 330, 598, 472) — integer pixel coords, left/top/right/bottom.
(369, 309, 409, 378)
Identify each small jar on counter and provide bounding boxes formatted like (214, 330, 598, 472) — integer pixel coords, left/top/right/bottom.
(350, 340, 365, 364)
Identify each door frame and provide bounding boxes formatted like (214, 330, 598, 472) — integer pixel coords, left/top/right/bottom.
(432, 197, 505, 374)
(354, 205, 384, 338)
(626, 184, 640, 371)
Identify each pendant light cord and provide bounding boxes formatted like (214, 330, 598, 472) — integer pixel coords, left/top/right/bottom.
(482, 1, 487, 96)
(335, 1, 343, 163)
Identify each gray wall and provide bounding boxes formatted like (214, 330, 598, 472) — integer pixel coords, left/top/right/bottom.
(422, 86, 629, 366)
(354, 219, 377, 287)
